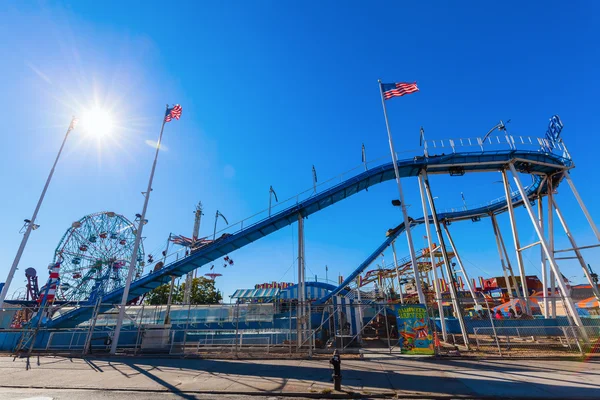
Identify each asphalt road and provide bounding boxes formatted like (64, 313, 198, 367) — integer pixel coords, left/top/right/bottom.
(0, 388, 322, 400)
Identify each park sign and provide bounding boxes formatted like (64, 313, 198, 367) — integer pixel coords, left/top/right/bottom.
(544, 115, 563, 151)
(396, 304, 435, 355)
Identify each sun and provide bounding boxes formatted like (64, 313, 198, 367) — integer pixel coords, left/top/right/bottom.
(80, 107, 114, 138)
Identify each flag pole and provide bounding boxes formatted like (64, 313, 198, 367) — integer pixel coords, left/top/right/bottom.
(111, 105, 169, 354)
(377, 80, 426, 304)
(0, 117, 77, 305)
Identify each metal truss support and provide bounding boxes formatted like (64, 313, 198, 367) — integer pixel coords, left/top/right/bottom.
(490, 214, 516, 304)
(564, 173, 600, 242)
(551, 197, 600, 301)
(501, 169, 531, 313)
(417, 175, 447, 341)
(420, 171, 470, 348)
(443, 223, 480, 307)
(508, 164, 588, 341)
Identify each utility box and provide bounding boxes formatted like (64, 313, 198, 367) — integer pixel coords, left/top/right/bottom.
(140, 324, 172, 351)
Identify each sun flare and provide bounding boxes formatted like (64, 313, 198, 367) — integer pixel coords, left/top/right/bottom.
(80, 107, 114, 138)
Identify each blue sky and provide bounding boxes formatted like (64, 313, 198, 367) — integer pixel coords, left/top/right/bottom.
(1, 1, 599, 301)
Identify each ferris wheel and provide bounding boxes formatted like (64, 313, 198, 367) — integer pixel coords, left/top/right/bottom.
(53, 211, 145, 301)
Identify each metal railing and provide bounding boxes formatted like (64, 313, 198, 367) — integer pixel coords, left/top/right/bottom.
(424, 134, 571, 159)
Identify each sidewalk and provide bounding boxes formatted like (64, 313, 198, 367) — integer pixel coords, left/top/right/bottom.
(0, 354, 599, 398)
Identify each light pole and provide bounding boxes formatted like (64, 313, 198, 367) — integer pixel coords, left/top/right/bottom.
(0, 117, 78, 305)
(213, 210, 228, 240)
(269, 186, 278, 217)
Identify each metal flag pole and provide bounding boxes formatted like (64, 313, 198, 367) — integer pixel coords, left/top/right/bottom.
(0, 117, 77, 305)
(377, 80, 425, 304)
(111, 105, 169, 354)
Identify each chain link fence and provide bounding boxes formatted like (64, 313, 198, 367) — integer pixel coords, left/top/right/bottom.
(1, 296, 599, 358)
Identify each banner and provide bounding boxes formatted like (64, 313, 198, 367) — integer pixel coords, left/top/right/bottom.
(396, 304, 434, 355)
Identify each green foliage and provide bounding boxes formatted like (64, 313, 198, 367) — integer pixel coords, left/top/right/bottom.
(145, 276, 221, 305)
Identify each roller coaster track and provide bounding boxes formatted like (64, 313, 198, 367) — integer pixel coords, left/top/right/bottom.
(49, 149, 571, 328)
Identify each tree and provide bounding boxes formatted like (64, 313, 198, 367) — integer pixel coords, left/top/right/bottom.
(145, 276, 221, 305)
(182, 277, 222, 304)
(145, 281, 182, 305)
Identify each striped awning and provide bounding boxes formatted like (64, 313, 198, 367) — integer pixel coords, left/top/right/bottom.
(576, 296, 599, 309)
(231, 288, 280, 299)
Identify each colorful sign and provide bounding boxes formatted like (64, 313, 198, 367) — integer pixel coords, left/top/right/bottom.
(396, 305, 434, 355)
(254, 282, 294, 290)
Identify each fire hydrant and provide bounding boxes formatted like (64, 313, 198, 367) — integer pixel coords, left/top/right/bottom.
(330, 349, 342, 391)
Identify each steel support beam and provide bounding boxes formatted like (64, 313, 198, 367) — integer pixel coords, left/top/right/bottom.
(501, 169, 531, 313)
(420, 171, 470, 348)
(538, 196, 549, 318)
(552, 197, 600, 301)
(490, 214, 515, 303)
(548, 177, 557, 317)
(417, 175, 447, 341)
(443, 223, 480, 307)
(508, 164, 588, 341)
(564, 173, 600, 242)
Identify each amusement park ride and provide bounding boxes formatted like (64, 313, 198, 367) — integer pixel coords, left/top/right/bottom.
(5, 113, 600, 353)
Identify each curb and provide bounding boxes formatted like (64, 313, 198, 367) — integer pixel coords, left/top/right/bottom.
(0, 385, 597, 400)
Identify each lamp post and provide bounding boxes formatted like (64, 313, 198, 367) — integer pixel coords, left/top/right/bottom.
(0, 117, 78, 305)
(213, 210, 228, 240)
(269, 186, 278, 217)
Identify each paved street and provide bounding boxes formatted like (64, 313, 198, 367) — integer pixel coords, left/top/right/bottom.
(0, 388, 311, 400)
(0, 354, 598, 399)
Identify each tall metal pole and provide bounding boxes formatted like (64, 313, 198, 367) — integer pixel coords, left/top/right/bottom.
(490, 214, 515, 303)
(297, 213, 304, 349)
(443, 223, 480, 307)
(185, 202, 203, 302)
(421, 170, 470, 348)
(501, 169, 530, 313)
(355, 277, 364, 343)
(111, 106, 169, 354)
(362, 143, 367, 171)
(391, 242, 405, 305)
(164, 275, 176, 324)
(548, 177, 557, 317)
(213, 211, 219, 241)
(538, 196, 549, 317)
(0, 118, 77, 304)
(493, 214, 521, 301)
(417, 174, 447, 340)
(508, 164, 588, 340)
(564, 174, 600, 242)
(377, 80, 425, 304)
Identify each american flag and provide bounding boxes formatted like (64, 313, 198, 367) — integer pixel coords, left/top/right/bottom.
(381, 82, 419, 100)
(165, 104, 182, 122)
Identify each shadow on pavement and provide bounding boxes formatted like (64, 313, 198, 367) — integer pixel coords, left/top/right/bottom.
(101, 357, 600, 399)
